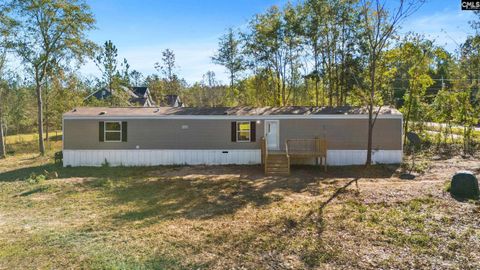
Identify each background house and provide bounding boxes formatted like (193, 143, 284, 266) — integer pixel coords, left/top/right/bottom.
(84, 87, 184, 108)
(84, 86, 155, 107)
(160, 95, 184, 107)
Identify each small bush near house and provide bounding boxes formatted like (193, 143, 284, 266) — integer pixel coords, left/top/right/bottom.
(25, 173, 46, 185)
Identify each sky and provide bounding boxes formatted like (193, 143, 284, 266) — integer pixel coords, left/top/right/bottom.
(80, 0, 476, 84)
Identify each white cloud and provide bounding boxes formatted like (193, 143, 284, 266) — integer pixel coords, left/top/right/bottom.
(401, 9, 475, 52)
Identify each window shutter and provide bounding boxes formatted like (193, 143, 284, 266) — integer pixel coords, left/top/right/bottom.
(99, 122, 104, 142)
(231, 122, 237, 142)
(250, 121, 256, 142)
(122, 122, 128, 142)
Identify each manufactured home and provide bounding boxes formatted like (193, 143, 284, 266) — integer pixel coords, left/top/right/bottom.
(62, 106, 403, 171)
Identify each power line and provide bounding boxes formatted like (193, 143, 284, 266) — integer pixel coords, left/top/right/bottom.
(392, 78, 480, 81)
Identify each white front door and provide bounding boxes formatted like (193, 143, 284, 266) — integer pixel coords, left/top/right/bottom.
(265, 120, 280, 150)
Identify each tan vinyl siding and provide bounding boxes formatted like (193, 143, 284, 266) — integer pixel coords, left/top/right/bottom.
(279, 119, 402, 150)
(64, 119, 263, 150)
(63, 118, 402, 150)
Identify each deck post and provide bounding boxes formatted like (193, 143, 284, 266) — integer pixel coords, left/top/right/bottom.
(285, 141, 290, 175)
(261, 137, 265, 166)
(261, 137, 269, 174)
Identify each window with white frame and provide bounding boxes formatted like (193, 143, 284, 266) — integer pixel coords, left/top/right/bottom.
(105, 121, 122, 142)
(236, 121, 251, 142)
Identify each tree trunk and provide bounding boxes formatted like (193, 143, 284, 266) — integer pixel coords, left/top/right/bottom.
(366, 58, 376, 166)
(45, 80, 49, 142)
(314, 47, 319, 107)
(45, 112, 49, 142)
(290, 47, 295, 106)
(328, 60, 332, 106)
(335, 66, 340, 106)
(230, 72, 235, 103)
(0, 105, 5, 159)
(340, 17, 346, 106)
(109, 78, 114, 106)
(321, 56, 327, 107)
(36, 82, 45, 156)
(276, 71, 282, 106)
(403, 96, 413, 146)
(366, 105, 374, 166)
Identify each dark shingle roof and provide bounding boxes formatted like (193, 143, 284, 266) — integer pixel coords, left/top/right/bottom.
(64, 106, 401, 117)
(85, 87, 153, 107)
(91, 89, 112, 100)
(132, 87, 148, 97)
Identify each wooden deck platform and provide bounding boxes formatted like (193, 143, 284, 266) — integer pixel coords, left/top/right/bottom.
(261, 137, 327, 175)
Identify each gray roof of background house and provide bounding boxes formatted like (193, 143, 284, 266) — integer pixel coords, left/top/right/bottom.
(64, 106, 401, 117)
(84, 87, 154, 107)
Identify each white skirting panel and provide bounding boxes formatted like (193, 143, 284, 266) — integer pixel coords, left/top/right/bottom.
(326, 150, 402, 165)
(63, 149, 261, 167)
(290, 150, 402, 165)
(63, 149, 402, 167)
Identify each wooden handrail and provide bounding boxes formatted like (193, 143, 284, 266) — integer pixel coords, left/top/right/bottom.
(286, 137, 327, 171)
(285, 141, 290, 174)
(265, 138, 269, 157)
(262, 137, 327, 174)
(261, 136, 269, 174)
(286, 138, 326, 155)
(261, 137, 269, 157)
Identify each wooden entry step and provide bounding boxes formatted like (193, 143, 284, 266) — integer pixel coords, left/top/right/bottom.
(265, 153, 290, 175)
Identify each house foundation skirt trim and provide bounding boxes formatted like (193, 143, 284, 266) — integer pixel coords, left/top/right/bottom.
(63, 149, 262, 167)
(63, 149, 402, 167)
(326, 150, 401, 165)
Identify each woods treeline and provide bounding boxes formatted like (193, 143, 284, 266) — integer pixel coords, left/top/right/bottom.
(0, 0, 479, 160)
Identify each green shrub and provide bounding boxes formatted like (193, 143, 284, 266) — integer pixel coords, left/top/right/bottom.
(26, 173, 46, 185)
(101, 159, 110, 167)
(444, 181, 451, 192)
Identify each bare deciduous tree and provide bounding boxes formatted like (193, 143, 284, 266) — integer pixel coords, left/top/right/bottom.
(358, 0, 425, 165)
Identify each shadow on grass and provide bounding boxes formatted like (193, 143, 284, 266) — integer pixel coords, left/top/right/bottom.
(0, 163, 156, 182)
(106, 164, 391, 224)
(198, 177, 362, 268)
(450, 193, 480, 203)
(0, 159, 398, 224)
(0, 159, 396, 267)
(292, 163, 399, 179)
(60, 165, 313, 223)
(109, 169, 277, 222)
(85, 250, 206, 270)
(16, 186, 50, 197)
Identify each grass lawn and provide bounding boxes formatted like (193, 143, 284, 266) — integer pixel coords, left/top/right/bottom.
(0, 149, 479, 269)
(5, 131, 62, 144)
(4, 131, 62, 155)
